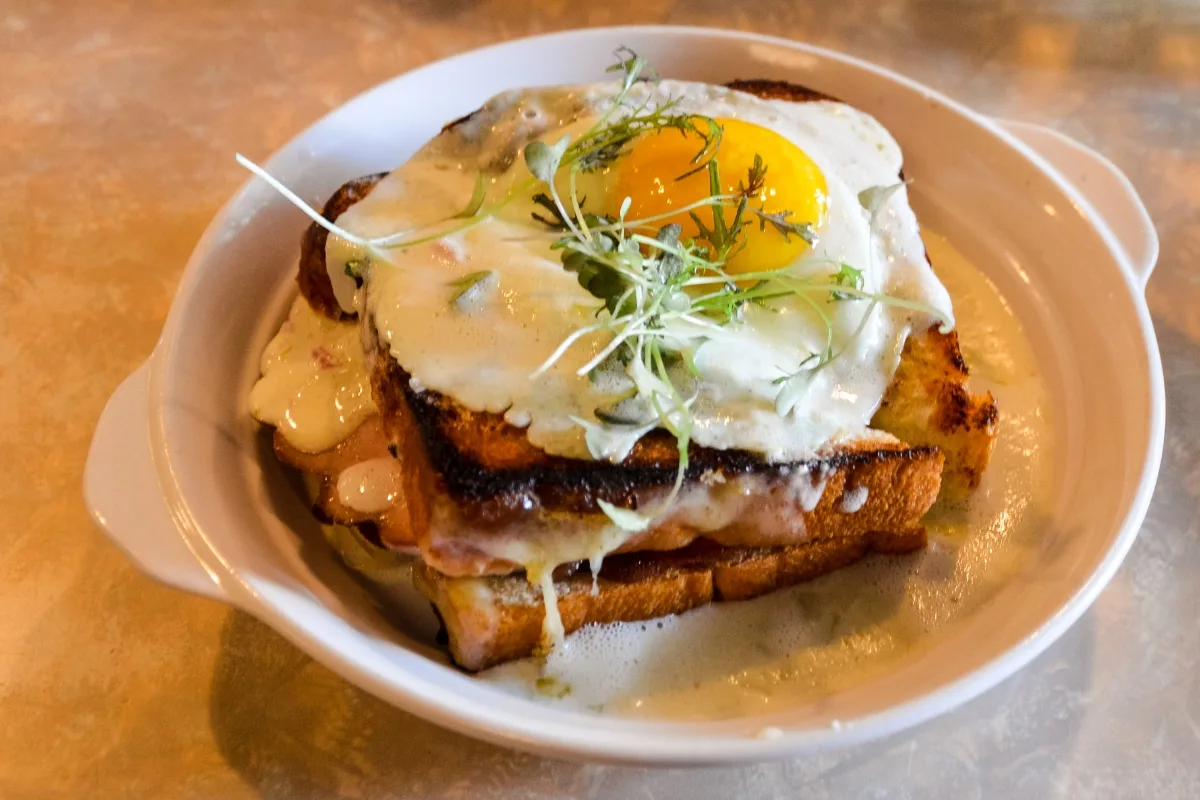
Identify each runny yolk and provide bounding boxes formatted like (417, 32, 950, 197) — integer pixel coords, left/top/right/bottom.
(612, 117, 828, 274)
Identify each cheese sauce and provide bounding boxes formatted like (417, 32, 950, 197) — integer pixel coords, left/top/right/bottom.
(249, 296, 375, 453)
(477, 232, 1055, 719)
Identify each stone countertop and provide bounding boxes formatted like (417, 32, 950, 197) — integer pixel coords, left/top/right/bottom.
(2, 1, 1198, 797)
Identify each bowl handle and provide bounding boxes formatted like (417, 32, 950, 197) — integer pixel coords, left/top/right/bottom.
(84, 361, 229, 603)
(995, 119, 1159, 289)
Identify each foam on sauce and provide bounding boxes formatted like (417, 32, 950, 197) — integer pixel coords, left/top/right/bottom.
(476, 232, 1054, 719)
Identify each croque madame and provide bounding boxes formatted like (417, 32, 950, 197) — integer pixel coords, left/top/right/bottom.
(249, 53, 998, 671)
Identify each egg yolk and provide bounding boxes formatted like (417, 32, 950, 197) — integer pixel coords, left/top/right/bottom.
(612, 117, 827, 274)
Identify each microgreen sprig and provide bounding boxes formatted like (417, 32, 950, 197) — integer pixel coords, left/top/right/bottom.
(688, 155, 816, 265)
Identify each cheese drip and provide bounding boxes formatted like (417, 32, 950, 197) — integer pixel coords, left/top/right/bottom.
(250, 296, 375, 453)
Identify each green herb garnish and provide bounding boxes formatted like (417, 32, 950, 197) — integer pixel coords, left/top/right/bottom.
(689, 155, 815, 265)
(829, 263, 864, 300)
(446, 270, 496, 307)
(857, 181, 911, 219)
(452, 172, 488, 219)
(535, 676, 573, 699)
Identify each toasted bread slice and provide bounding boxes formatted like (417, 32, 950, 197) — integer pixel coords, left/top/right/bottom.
(364, 323, 945, 576)
(872, 329, 998, 498)
(275, 386, 945, 573)
(415, 530, 925, 671)
(296, 173, 384, 321)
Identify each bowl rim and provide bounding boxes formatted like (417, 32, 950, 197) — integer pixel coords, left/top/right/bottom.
(141, 25, 1166, 764)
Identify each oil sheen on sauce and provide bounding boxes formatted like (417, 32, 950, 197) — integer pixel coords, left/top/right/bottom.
(475, 232, 1055, 719)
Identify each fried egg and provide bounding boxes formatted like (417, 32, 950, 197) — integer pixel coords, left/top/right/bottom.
(324, 80, 954, 462)
(605, 116, 827, 273)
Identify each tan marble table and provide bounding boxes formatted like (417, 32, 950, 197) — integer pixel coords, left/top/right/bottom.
(3, 1, 1198, 797)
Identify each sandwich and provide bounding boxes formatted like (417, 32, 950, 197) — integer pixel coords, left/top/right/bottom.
(248, 50, 998, 672)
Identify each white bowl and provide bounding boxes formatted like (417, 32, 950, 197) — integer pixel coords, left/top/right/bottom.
(84, 26, 1163, 764)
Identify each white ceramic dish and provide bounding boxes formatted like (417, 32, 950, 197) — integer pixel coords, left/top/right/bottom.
(84, 26, 1163, 764)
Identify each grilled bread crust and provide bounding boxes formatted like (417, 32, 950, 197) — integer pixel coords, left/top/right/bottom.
(872, 329, 998, 497)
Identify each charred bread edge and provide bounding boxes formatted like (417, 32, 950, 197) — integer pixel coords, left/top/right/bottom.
(370, 328, 939, 506)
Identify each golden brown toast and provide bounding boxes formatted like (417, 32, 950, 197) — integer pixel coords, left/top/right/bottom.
(872, 329, 999, 498)
(268, 78, 999, 669)
(415, 530, 926, 671)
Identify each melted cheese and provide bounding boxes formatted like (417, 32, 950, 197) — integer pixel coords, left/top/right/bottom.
(336, 457, 402, 514)
(839, 484, 869, 513)
(249, 296, 375, 453)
